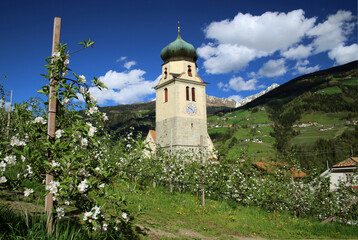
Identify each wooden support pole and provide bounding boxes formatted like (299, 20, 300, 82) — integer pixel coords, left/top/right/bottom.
(6, 90, 12, 139)
(321, 197, 358, 224)
(200, 135, 205, 207)
(45, 17, 61, 235)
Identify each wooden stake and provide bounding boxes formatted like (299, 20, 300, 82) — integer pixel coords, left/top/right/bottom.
(45, 17, 61, 235)
(200, 135, 205, 207)
(321, 197, 358, 224)
(6, 90, 12, 139)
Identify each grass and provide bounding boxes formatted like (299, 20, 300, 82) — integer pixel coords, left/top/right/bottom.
(124, 184, 358, 239)
(1, 182, 357, 239)
(316, 86, 342, 95)
(337, 77, 358, 86)
(291, 111, 356, 145)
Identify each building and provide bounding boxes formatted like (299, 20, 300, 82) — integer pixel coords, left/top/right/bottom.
(321, 157, 358, 191)
(145, 28, 214, 158)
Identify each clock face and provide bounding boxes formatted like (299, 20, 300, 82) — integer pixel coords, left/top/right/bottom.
(185, 103, 198, 115)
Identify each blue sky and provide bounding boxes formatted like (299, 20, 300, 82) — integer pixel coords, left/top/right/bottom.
(1, 0, 357, 106)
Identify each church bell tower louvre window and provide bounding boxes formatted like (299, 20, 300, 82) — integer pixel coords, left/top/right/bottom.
(188, 65, 192, 77)
(164, 88, 168, 102)
(186, 86, 190, 101)
(192, 87, 195, 102)
(164, 67, 167, 79)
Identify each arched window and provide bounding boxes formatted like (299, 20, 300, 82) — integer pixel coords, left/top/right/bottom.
(164, 88, 168, 102)
(192, 87, 195, 101)
(186, 86, 190, 101)
(164, 67, 167, 79)
(188, 65, 192, 77)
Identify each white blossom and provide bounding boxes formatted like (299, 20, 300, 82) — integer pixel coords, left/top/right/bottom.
(21, 155, 26, 162)
(55, 129, 65, 139)
(86, 123, 97, 137)
(0, 161, 6, 172)
(99, 183, 105, 189)
(89, 94, 97, 104)
(83, 211, 93, 222)
(80, 86, 86, 94)
(78, 179, 88, 193)
(4, 155, 16, 166)
(103, 112, 108, 121)
(78, 75, 86, 84)
(62, 98, 69, 104)
(102, 223, 108, 231)
(46, 180, 60, 194)
(87, 106, 98, 115)
(0, 176, 7, 183)
(52, 52, 60, 60)
(10, 136, 26, 146)
(81, 138, 88, 147)
(56, 207, 65, 219)
(26, 164, 33, 175)
(34, 117, 46, 124)
(64, 59, 69, 66)
(122, 212, 128, 220)
(24, 188, 34, 197)
(50, 160, 60, 168)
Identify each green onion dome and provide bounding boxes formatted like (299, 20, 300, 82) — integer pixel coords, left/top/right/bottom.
(160, 30, 198, 63)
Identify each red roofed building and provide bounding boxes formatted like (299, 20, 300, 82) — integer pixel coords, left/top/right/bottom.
(253, 161, 306, 178)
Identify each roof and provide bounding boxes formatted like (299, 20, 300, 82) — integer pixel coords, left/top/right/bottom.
(160, 30, 198, 63)
(149, 130, 156, 142)
(333, 157, 358, 168)
(253, 161, 307, 178)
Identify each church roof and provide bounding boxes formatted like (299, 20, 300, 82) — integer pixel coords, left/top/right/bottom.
(160, 29, 198, 64)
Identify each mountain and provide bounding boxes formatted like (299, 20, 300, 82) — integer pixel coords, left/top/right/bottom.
(233, 83, 279, 108)
(209, 60, 358, 170)
(206, 83, 280, 108)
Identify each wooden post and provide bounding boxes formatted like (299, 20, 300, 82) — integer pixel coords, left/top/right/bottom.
(321, 197, 358, 224)
(200, 135, 205, 207)
(45, 17, 61, 235)
(6, 90, 12, 139)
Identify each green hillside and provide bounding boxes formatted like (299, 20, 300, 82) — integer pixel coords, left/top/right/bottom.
(213, 60, 358, 170)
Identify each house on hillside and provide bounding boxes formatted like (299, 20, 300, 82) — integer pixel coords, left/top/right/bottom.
(253, 161, 306, 179)
(321, 157, 358, 191)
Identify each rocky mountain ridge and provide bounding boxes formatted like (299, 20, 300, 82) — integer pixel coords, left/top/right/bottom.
(206, 83, 280, 108)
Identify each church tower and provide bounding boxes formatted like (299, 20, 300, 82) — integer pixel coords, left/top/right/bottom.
(154, 28, 214, 154)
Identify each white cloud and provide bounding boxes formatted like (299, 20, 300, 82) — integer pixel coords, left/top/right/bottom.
(281, 44, 313, 59)
(228, 95, 243, 102)
(198, 9, 316, 74)
(124, 61, 136, 70)
(116, 56, 127, 63)
(197, 43, 267, 74)
(258, 58, 287, 77)
(328, 44, 358, 65)
(89, 70, 159, 105)
(204, 9, 315, 52)
(307, 10, 355, 54)
(217, 77, 258, 92)
(293, 60, 320, 75)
